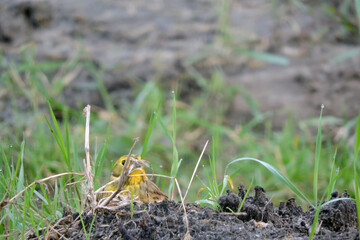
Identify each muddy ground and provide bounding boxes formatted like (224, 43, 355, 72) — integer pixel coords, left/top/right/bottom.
(1, 0, 360, 129)
(28, 185, 358, 239)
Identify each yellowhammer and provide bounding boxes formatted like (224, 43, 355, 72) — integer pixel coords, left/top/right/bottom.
(103, 154, 168, 202)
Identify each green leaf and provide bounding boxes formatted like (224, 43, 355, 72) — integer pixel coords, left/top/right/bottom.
(355, 0, 360, 36)
(354, 111, 360, 159)
(313, 105, 324, 205)
(353, 110, 360, 237)
(235, 49, 289, 66)
(330, 48, 360, 64)
(225, 157, 313, 207)
(238, 177, 253, 213)
(141, 112, 156, 158)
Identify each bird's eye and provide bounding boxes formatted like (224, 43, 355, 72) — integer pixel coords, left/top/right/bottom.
(122, 160, 126, 165)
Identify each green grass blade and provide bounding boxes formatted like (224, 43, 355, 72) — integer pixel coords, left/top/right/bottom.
(313, 105, 324, 205)
(201, 165, 219, 199)
(354, 111, 360, 159)
(327, 149, 338, 199)
(330, 48, 360, 64)
(355, 0, 360, 36)
(73, 141, 82, 172)
(236, 49, 289, 66)
(321, 197, 353, 207)
(0, 144, 12, 179)
(210, 135, 220, 198)
(291, 0, 308, 12)
(237, 177, 254, 213)
(310, 197, 353, 239)
(169, 91, 179, 197)
(15, 139, 26, 193)
(196, 199, 217, 208)
(94, 138, 108, 188)
(64, 112, 71, 171)
(141, 112, 156, 158)
(155, 113, 173, 142)
(309, 205, 321, 240)
(154, 95, 179, 197)
(46, 102, 69, 168)
(171, 91, 179, 177)
(219, 175, 229, 196)
(353, 111, 360, 236)
(225, 157, 313, 207)
(34, 190, 49, 205)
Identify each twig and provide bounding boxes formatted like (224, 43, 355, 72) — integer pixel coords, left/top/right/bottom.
(94, 178, 119, 194)
(0, 231, 21, 239)
(0, 172, 84, 211)
(83, 105, 96, 211)
(100, 138, 139, 207)
(220, 212, 247, 216)
(183, 140, 208, 201)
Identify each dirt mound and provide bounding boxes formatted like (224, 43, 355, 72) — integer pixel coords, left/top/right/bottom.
(27, 185, 358, 240)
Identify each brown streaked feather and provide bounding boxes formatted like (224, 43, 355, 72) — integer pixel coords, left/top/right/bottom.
(145, 179, 168, 202)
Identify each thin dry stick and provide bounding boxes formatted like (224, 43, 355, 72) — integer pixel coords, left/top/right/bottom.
(83, 104, 96, 210)
(220, 212, 247, 216)
(0, 231, 21, 239)
(0, 172, 84, 211)
(95, 167, 144, 195)
(94, 178, 118, 194)
(183, 140, 208, 201)
(100, 138, 139, 207)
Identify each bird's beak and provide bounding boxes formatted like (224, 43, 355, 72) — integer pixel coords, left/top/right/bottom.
(128, 157, 146, 175)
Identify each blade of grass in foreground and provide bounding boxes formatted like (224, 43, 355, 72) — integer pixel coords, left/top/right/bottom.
(141, 111, 156, 158)
(171, 91, 179, 179)
(327, 149, 338, 200)
(330, 48, 360, 64)
(235, 48, 289, 66)
(237, 177, 253, 213)
(15, 139, 26, 193)
(45, 102, 70, 171)
(313, 104, 324, 206)
(309, 104, 325, 240)
(309, 196, 354, 239)
(225, 157, 313, 207)
(94, 129, 109, 189)
(355, 0, 360, 35)
(154, 92, 179, 198)
(353, 111, 360, 237)
(169, 91, 179, 198)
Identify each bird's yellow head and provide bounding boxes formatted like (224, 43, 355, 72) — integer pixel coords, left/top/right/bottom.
(110, 154, 146, 181)
(103, 153, 168, 202)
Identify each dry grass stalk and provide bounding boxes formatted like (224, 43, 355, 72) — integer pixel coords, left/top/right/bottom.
(183, 140, 208, 201)
(0, 172, 84, 212)
(83, 104, 97, 211)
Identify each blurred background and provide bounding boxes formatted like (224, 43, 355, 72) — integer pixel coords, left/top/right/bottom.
(1, 0, 360, 204)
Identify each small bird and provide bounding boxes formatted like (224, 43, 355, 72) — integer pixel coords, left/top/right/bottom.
(103, 154, 168, 202)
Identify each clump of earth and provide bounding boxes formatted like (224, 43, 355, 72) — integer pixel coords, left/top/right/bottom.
(28, 184, 358, 239)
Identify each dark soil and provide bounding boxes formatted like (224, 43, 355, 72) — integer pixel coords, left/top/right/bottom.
(28, 185, 358, 240)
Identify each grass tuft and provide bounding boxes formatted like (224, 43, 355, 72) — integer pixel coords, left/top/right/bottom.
(353, 111, 360, 238)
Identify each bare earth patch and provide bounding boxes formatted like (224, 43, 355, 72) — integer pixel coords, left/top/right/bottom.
(28, 185, 358, 240)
